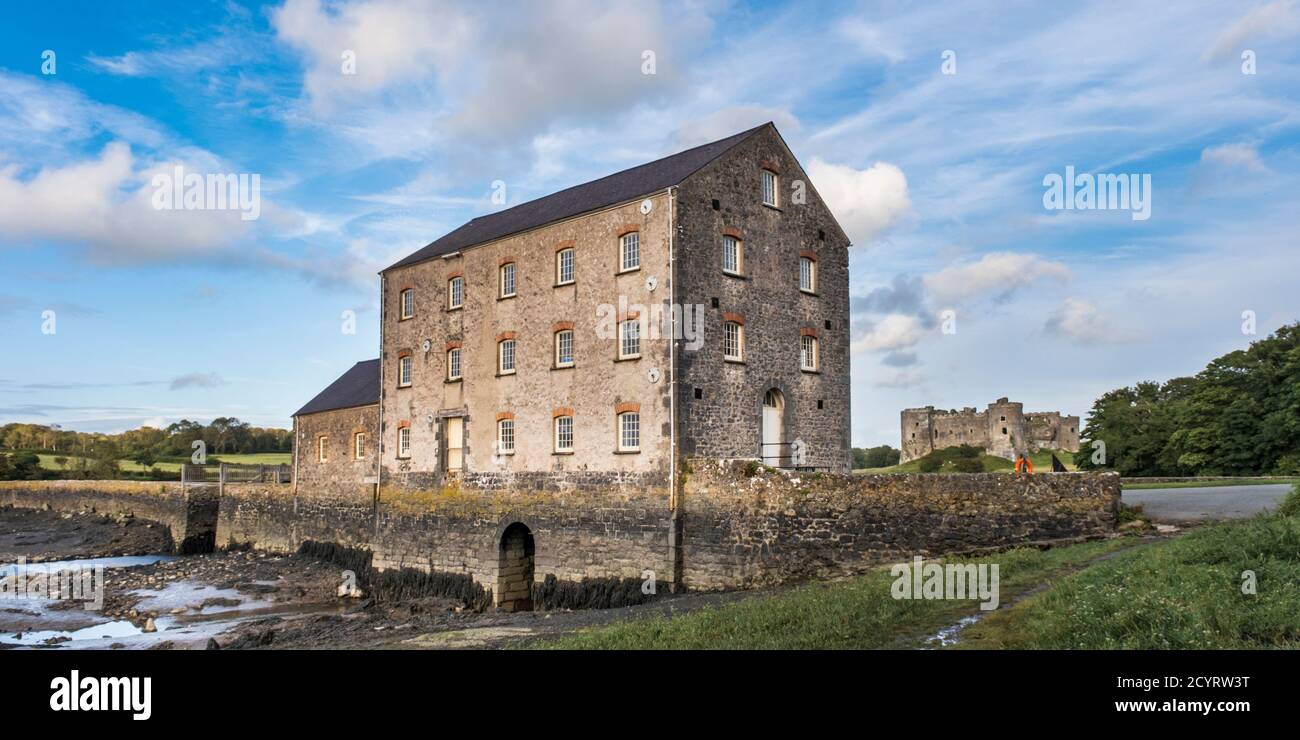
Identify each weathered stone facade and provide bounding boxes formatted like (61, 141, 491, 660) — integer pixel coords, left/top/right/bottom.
(674, 127, 851, 473)
(901, 398, 1080, 463)
(294, 404, 379, 497)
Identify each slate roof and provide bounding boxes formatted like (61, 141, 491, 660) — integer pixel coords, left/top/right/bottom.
(293, 359, 380, 416)
(384, 123, 770, 271)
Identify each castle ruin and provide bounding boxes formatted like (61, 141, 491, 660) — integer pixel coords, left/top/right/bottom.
(900, 398, 1080, 463)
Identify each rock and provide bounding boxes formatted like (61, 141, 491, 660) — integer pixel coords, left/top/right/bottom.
(142, 617, 157, 633)
(205, 638, 221, 650)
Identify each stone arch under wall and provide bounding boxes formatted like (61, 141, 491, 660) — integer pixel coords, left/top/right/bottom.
(496, 521, 535, 612)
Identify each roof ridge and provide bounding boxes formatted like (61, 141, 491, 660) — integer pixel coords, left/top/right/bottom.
(382, 123, 771, 272)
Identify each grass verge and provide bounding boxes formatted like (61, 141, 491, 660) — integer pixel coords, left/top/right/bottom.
(1121, 478, 1298, 490)
(954, 506, 1300, 649)
(528, 537, 1135, 650)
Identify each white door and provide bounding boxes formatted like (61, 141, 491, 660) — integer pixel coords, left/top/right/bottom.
(445, 417, 464, 470)
(762, 390, 783, 465)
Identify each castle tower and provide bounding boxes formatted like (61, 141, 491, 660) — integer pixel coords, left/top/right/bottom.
(985, 398, 1024, 460)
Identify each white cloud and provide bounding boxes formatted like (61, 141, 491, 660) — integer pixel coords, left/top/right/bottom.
(675, 106, 800, 148)
(0, 143, 259, 263)
(1201, 143, 1266, 171)
(271, 0, 474, 110)
(1204, 0, 1300, 61)
(1044, 297, 1138, 344)
(806, 158, 910, 246)
(852, 313, 926, 354)
(923, 252, 1070, 305)
(872, 369, 924, 388)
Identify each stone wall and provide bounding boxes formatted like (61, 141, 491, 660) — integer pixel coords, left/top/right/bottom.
(4, 466, 1118, 604)
(0, 480, 219, 554)
(679, 459, 1120, 590)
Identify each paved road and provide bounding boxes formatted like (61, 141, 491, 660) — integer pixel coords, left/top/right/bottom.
(1121, 484, 1292, 522)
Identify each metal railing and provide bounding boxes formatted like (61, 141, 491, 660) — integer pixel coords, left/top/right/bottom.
(181, 463, 291, 485)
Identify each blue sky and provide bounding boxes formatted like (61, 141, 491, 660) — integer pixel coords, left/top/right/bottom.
(1, 0, 1298, 446)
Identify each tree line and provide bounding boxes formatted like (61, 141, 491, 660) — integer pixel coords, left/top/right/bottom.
(1075, 322, 1300, 476)
(0, 418, 292, 480)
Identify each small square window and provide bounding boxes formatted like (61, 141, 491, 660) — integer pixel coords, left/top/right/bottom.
(817, 400, 824, 410)
(619, 319, 641, 359)
(499, 263, 516, 298)
(800, 335, 819, 371)
(556, 248, 574, 285)
(723, 321, 743, 361)
(620, 232, 640, 272)
(398, 355, 412, 387)
(762, 170, 778, 207)
(618, 412, 640, 452)
(711, 297, 719, 309)
(498, 339, 516, 374)
(824, 319, 832, 330)
(711, 199, 720, 211)
(498, 418, 515, 454)
(448, 277, 463, 309)
(554, 416, 573, 453)
(694, 387, 703, 400)
(800, 256, 817, 293)
(447, 348, 462, 381)
(555, 329, 574, 367)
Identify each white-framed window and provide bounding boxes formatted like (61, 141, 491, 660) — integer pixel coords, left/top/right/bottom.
(724, 321, 744, 361)
(400, 289, 414, 319)
(497, 418, 515, 454)
(498, 339, 516, 374)
(554, 415, 574, 453)
(398, 355, 412, 387)
(620, 232, 640, 272)
(317, 436, 328, 462)
(556, 248, 574, 285)
(722, 235, 742, 274)
(555, 329, 574, 367)
(801, 335, 819, 371)
(354, 432, 366, 460)
(397, 427, 410, 458)
(762, 169, 778, 207)
(448, 276, 463, 309)
(618, 412, 640, 452)
(800, 256, 817, 293)
(447, 347, 462, 380)
(499, 262, 516, 298)
(619, 318, 640, 359)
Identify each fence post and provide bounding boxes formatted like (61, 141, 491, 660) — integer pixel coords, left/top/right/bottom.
(219, 463, 227, 496)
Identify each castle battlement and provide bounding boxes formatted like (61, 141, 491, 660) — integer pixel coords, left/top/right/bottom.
(900, 399, 1080, 463)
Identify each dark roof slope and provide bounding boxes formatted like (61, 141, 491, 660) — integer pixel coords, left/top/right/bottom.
(294, 359, 380, 417)
(384, 124, 769, 271)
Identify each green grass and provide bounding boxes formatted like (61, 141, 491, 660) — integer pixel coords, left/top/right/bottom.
(529, 538, 1134, 650)
(35, 452, 289, 474)
(857, 448, 1075, 474)
(955, 510, 1300, 649)
(1122, 478, 1299, 490)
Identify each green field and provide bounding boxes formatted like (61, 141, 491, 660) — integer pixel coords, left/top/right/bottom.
(857, 448, 1075, 474)
(35, 452, 290, 474)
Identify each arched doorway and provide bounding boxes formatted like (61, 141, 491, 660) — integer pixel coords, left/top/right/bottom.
(761, 388, 785, 466)
(497, 522, 535, 612)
